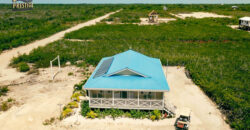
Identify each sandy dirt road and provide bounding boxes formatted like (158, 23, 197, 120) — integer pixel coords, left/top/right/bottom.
(0, 9, 121, 83)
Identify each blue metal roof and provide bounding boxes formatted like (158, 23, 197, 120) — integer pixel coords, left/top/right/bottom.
(84, 50, 170, 92)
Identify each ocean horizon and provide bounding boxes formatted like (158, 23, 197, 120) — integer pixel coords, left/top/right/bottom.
(1, 0, 250, 4)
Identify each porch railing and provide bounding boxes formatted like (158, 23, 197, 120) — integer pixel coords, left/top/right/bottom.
(90, 98, 163, 109)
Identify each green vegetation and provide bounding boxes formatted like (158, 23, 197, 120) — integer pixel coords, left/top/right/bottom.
(67, 101, 79, 108)
(43, 117, 55, 125)
(86, 110, 98, 119)
(81, 101, 163, 120)
(0, 4, 120, 52)
(60, 79, 87, 120)
(10, 5, 250, 129)
(81, 100, 91, 116)
(0, 98, 15, 111)
(73, 79, 88, 94)
(0, 86, 8, 97)
(68, 72, 74, 76)
(61, 108, 73, 119)
(18, 62, 30, 72)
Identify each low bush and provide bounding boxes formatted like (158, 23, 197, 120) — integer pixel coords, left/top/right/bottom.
(73, 80, 87, 96)
(18, 62, 30, 72)
(7, 98, 14, 102)
(0, 102, 9, 111)
(0, 86, 8, 97)
(152, 110, 161, 120)
(81, 101, 90, 117)
(61, 108, 73, 119)
(43, 117, 55, 125)
(124, 112, 131, 118)
(68, 72, 73, 76)
(86, 110, 98, 119)
(67, 101, 79, 108)
(130, 109, 149, 119)
(150, 115, 156, 121)
(71, 92, 82, 102)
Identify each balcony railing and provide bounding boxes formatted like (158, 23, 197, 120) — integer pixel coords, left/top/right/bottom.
(89, 98, 164, 110)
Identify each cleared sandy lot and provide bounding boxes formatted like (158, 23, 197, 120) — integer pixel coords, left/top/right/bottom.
(51, 66, 230, 130)
(105, 18, 176, 25)
(171, 12, 232, 19)
(139, 18, 176, 25)
(0, 66, 84, 130)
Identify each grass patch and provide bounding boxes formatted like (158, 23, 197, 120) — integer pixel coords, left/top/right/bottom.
(0, 98, 16, 111)
(43, 117, 55, 125)
(17, 62, 30, 72)
(0, 86, 9, 97)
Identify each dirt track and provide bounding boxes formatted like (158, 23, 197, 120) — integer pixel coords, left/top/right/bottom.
(0, 10, 121, 83)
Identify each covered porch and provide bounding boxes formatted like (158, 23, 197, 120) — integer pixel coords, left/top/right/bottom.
(88, 90, 164, 110)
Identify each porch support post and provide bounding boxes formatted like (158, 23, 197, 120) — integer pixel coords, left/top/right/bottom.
(137, 91, 139, 106)
(162, 92, 164, 108)
(112, 91, 114, 106)
(88, 90, 91, 106)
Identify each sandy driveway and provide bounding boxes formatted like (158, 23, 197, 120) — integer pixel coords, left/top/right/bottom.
(51, 66, 230, 130)
(0, 9, 121, 83)
(164, 67, 230, 130)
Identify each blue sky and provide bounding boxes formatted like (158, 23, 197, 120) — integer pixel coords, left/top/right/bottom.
(0, 0, 250, 4)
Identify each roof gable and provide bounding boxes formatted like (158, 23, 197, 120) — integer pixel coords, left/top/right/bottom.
(148, 10, 158, 16)
(107, 68, 148, 77)
(106, 50, 157, 77)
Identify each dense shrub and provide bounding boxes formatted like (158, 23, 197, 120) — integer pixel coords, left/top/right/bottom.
(17, 62, 30, 72)
(0, 102, 9, 111)
(150, 115, 156, 121)
(81, 101, 90, 117)
(71, 92, 82, 102)
(61, 108, 73, 119)
(152, 110, 161, 120)
(86, 110, 98, 119)
(67, 101, 79, 108)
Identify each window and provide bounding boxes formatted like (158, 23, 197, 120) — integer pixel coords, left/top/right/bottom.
(91, 90, 98, 98)
(139, 92, 163, 100)
(90, 90, 106, 98)
(128, 91, 138, 99)
(114, 91, 120, 98)
(121, 91, 127, 98)
(156, 92, 163, 100)
(114, 91, 127, 99)
(140, 92, 148, 99)
(104, 91, 112, 98)
(98, 90, 104, 98)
